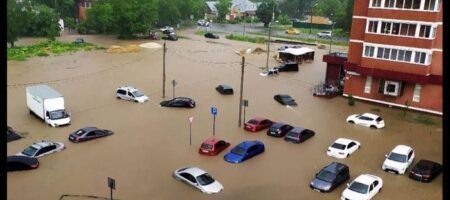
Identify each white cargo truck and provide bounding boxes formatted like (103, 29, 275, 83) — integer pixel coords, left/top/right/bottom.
(26, 85, 71, 127)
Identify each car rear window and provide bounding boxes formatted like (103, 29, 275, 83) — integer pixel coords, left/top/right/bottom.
(331, 143, 346, 150)
(74, 129, 86, 136)
(247, 119, 258, 125)
(201, 143, 213, 150)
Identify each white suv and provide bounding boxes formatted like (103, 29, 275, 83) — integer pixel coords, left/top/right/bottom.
(116, 86, 149, 103)
(382, 145, 415, 174)
(317, 31, 332, 38)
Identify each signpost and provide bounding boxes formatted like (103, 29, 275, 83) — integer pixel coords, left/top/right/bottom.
(171, 80, 177, 99)
(107, 177, 115, 200)
(210, 107, 218, 136)
(243, 99, 248, 124)
(188, 116, 193, 147)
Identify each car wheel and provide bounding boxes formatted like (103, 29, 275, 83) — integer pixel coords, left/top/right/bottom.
(348, 120, 355, 124)
(358, 145, 361, 149)
(370, 125, 377, 129)
(134, 100, 139, 103)
(116, 96, 121, 99)
(346, 153, 350, 158)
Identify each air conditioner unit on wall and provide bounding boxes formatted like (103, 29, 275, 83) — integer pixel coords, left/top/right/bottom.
(383, 81, 402, 97)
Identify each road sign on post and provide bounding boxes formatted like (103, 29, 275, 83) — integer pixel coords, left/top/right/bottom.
(188, 116, 193, 147)
(211, 107, 218, 136)
(107, 177, 115, 200)
(171, 80, 177, 99)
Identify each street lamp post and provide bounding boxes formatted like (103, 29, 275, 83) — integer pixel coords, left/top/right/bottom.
(329, 14, 334, 54)
(265, 3, 276, 71)
(236, 48, 251, 127)
(162, 41, 167, 98)
(309, 3, 318, 35)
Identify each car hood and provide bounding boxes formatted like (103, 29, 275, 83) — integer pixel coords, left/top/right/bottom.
(342, 188, 367, 200)
(202, 180, 224, 194)
(346, 114, 358, 121)
(136, 95, 149, 102)
(224, 152, 243, 163)
(311, 178, 332, 191)
(383, 158, 408, 170)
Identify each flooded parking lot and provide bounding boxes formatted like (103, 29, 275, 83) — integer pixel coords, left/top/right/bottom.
(7, 29, 442, 200)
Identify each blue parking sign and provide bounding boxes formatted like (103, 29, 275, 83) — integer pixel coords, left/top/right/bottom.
(211, 107, 218, 116)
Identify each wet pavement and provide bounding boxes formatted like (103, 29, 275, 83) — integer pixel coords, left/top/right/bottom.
(7, 29, 442, 200)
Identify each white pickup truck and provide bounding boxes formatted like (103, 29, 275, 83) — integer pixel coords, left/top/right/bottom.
(26, 85, 71, 127)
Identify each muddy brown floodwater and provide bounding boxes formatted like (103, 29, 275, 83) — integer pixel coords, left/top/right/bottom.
(7, 29, 442, 200)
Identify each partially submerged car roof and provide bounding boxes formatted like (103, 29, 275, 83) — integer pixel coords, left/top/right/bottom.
(7, 156, 38, 165)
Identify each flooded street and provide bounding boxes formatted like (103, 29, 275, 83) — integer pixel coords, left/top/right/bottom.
(7, 29, 442, 200)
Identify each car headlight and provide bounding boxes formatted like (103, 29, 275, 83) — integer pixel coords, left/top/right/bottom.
(310, 181, 314, 185)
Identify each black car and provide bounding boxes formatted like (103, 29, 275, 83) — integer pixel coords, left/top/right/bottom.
(409, 159, 442, 183)
(274, 94, 297, 106)
(310, 162, 350, 192)
(216, 84, 233, 95)
(7, 126, 22, 142)
(267, 122, 293, 137)
(284, 127, 315, 143)
(204, 32, 219, 39)
(163, 33, 178, 41)
(160, 97, 196, 108)
(274, 63, 298, 72)
(69, 127, 114, 143)
(7, 156, 39, 172)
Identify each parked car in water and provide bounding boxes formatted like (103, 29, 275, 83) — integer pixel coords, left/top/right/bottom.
(215, 84, 233, 95)
(244, 118, 273, 132)
(160, 97, 196, 108)
(16, 141, 65, 158)
(173, 166, 223, 194)
(7, 126, 22, 142)
(163, 32, 178, 41)
(116, 86, 149, 103)
(197, 20, 210, 27)
(327, 138, 361, 159)
(160, 26, 174, 34)
(408, 159, 442, 183)
(310, 162, 350, 193)
(68, 127, 114, 143)
(382, 145, 415, 175)
(274, 94, 297, 106)
(341, 174, 383, 200)
(267, 122, 293, 137)
(7, 156, 39, 172)
(317, 31, 332, 38)
(284, 127, 315, 143)
(274, 63, 298, 72)
(259, 68, 279, 77)
(346, 113, 385, 129)
(204, 32, 219, 39)
(199, 137, 230, 156)
(224, 140, 265, 164)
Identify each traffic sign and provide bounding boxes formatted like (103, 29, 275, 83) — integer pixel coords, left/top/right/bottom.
(211, 107, 218, 116)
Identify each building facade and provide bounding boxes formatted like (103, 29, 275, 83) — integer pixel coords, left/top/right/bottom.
(344, 0, 442, 115)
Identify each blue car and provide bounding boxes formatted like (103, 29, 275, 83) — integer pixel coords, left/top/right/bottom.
(224, 140, 265, 163)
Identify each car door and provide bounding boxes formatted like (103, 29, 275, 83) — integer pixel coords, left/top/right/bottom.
(127, 91, 135, 101)
(368, 182, 375, 199)
(407, 150, 415, 166)
(95, 130, 105, 137)
(85, 131, 97, 140)
(34, 147, 47, 157)
(179, 173, 198, 187)
(347, 142, 357, 154)
(215, 141, 225, 154)
(261, 120, 271, 129)
(373, 180, 380, 193)
(246, 146, 258, 159)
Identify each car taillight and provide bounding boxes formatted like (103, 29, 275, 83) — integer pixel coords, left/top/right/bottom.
(75, 137, 79, 142)
(31, 163, 39, 168)
(277, 130, 281, 134)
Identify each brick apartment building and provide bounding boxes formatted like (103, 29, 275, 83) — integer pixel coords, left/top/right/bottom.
(344, 0, 442, 115)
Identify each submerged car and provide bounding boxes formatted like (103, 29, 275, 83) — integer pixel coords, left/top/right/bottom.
(341, 174, 383, 200)
(199, 137, 230, 156)
(160, 97, 196, 108)
(327, 138, 361, 159)
(274, 94, 297, 106)
(284, 127, 315, 143)
(7, 156, 39, 172)
(382, 145, 415, 174)
(259, 68, 279, 77)
(215, 84, 233, 95)
(346, 113, 385, 129)
(266, 122, 293, 137)
(310, 162, 350, 193)
(69, 127, 114, 143)
(173, 167, 223, 194)
(244, 117, 273, 132)
(160, 26, 174, 34)
(163, 32, 178, 41)
(7, 126, 22, 142)
(224, 140, 265, 164)
(16, 141, 65, 158)
(204, 32, 219, 39)
(116, 86, 149, 103)
(274, 63, 298, 72)
(317, 31, 332, 38)
(408, 159, 442, 183)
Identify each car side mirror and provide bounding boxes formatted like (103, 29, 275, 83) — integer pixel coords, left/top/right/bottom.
(385, 154, 388, 158)
(347, 183, 350, 187)
(315, 173, 318, 176)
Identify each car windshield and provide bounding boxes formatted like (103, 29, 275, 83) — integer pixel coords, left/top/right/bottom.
(132, 91, 144, 97)
(49, 110, 69, 120)
(286, 131, 299, 138)
(201, 143, 213, 150)
(74, 129, 86, 136)
(22, 146, 38, 156)
(197, 173, 215, 186)
(231, 146, 247, 155)
(316, 170, 336, 183)
(348, 182, 368, 194)
(388, 152, 407, 163)
(331, 143, 346, 150)
(247, 119, 259, 125)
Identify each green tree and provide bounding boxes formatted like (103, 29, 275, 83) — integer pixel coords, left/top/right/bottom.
(279, 0, 316, 20)
(34, 0, 76, 18)
(64, 17, 76, 33)
(256, 1, 280, 27)
(86, 1, 115, 33)
(314, 0, 353, 32)
(7, 0, 32, 47)
(157, 0, 181, 26)
(277, 14, 291, 25)
(216, 0, 230, 22)
(23, 5, 60, 40)
(112, 0, 158, 39)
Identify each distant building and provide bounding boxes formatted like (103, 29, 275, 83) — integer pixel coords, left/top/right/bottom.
(293, 16, 332, 29)
(205, 0, 259, 20)
(344, 0, 442, 115)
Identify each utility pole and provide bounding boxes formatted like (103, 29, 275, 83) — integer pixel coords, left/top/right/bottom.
(243, 13, 246, 37)
(329, 14, 334, 54)
(162, 42, 166, 98)
(238, 56, 245, 127)
(265, 4, 275, 71)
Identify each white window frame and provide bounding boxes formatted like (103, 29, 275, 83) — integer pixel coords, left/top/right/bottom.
(364, 18, 437, 39)
(362, 42, 432, 66)
(412, 84, 422, 102)
(384, 80, 402, 96)
(369, 0, 440, 12)
(365, 76, 373, 93)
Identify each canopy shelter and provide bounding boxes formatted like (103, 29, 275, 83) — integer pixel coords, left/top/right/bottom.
(276, 46, 315, 64)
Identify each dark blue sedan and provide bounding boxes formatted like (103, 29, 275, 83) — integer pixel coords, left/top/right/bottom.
(224, 140, 265, 163)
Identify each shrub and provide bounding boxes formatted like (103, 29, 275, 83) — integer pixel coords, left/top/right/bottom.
(348, 94, 355, 106)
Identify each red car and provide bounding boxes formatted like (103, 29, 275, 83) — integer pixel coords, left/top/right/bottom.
(244, 118, 273, 132)
(198, 137, 230, 156)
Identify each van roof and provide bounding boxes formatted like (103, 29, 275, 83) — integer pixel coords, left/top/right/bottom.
(26, 85, 62, 98)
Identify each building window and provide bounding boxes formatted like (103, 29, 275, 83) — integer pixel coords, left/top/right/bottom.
(396, 0, 405, 8)
(404, 50, 412, 62)
(377, 47, 384, 58)
(412, 84, 422, 102)
(391, 23, 400, 35)
(364, 44, 431, 65)
(364, 46, 375, 57)
(383, 80, 403, 96)
(381, 22, 392, 34)
(384, 0, 396, 7)
(364, 76, 372, 94)
(383, 48, 391, 59)
(414, 52, 427, 64)
(390, 49, 398, 60)
(368, 21, 378, 33)
(395, 0, 422, 9)
(372, 0, 382, 7)
(419, 25, 431, 38)
(424, 0, 437, 10)
(407, 24, 416, 36)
